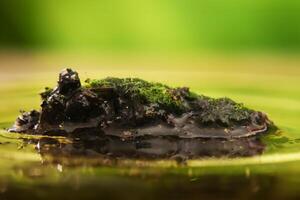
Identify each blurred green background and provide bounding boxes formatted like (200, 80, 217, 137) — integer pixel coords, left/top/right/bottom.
(1, 0, 300, 52)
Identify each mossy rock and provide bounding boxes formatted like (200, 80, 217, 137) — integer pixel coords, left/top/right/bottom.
(9, 68, 274, 140)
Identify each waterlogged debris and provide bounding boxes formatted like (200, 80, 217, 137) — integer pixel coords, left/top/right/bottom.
(9, 68, 275, 158)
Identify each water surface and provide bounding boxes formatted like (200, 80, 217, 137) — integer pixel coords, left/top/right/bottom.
(1, 53, 300, 199)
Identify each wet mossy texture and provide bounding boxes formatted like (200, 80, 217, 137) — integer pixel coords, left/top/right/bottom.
(84, 77, 253, 125)
(85, 77, 184, 113)
(9, 68, 273, 140)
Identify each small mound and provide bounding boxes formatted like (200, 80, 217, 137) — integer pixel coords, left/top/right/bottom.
(9, 68, 274, 141)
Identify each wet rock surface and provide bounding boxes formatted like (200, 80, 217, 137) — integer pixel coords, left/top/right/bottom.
(9, 68, 275, 158)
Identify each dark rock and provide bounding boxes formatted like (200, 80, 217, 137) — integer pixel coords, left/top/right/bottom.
(57, 68, 81, 95)
(9, 110, 40, 133)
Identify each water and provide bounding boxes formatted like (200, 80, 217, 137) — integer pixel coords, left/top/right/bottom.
(0, 54, 300, 199)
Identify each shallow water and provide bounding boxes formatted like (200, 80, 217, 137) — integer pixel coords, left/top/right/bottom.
(1, 53, 300, 199)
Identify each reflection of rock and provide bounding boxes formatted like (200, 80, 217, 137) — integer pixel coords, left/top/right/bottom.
(35, 134, 265, 164)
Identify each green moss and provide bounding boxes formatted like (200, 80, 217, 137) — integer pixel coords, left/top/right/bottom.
(37, 77, 253, 125)
(85, 77, 185, 112)
(197, 97, 253, 125)
(84, 77, 253, 124)
(186, 91, 199, 100)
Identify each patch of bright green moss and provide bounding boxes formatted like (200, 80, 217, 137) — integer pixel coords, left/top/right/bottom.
(85, 77, 184, 112)
(84, 77, 253, 124)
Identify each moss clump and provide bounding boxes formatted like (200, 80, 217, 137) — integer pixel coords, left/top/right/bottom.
(196, 97, 253, 125)
(10, 69, 272, 140)
(84, 77, 253, 125)
(38, 75, 253, 126)
(85, 77, 185, 112)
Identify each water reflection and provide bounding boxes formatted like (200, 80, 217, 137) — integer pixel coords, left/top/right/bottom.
(30, 134, 265, 165)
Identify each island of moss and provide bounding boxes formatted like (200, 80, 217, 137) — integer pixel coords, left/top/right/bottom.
(10, 68, 273, 140)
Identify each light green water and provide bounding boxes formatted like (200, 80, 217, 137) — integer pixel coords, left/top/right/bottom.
(0, 54, 300, 199)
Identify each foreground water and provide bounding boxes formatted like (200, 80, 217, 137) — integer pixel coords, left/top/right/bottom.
(0, 53, 300, 199)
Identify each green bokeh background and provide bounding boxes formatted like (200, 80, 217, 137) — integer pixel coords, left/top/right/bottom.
(1, 0, 300, 52)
